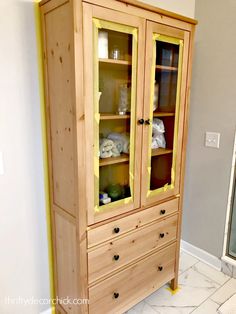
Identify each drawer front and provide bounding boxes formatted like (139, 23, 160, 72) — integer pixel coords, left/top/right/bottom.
(87, 198, 179, 247)
(89, 243, 176, 314)
(88, 214, 178, 283)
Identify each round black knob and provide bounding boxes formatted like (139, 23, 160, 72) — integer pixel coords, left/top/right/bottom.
(158, 266, 163, 271)
(113, 227, 120, 234)
(113, 254, 120, 261)
(160, 233, 165, 238)
(113, 292, 119, 299)
(138, 119, 144, 125)
(145, 119, 151, 125)
(160, 209, 166, 215)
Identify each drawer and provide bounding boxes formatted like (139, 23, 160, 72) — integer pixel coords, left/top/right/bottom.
(89, 243, 176, 314)
(88, 214, 178, 283)
(87, 198, 179, 247)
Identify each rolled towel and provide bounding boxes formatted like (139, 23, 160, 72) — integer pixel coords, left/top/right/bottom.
(112, 139, 123, 154)
(111, 139, 123, 157)
(99, 138, 114, 158)
(151, 134, 166, 149)
(122, 134, 130, 154)
(108, 132, 130, 154)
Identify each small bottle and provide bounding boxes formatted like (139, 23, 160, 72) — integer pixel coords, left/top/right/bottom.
(110, 45, 122, 60)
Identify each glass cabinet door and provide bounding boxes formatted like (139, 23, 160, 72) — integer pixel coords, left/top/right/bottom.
(83, 4, 144, 224)
(142, 22, 189, 205)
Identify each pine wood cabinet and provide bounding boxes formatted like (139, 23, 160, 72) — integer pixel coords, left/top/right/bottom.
(39, 0, 196, 313)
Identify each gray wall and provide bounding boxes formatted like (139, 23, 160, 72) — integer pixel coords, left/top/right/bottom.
(182, 0, 236, 257)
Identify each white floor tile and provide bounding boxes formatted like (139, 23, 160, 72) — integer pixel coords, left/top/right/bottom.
(211, 278, 236, 305)
(191, 299, 219, 313)
(192, 262, 230, 285)
(145, 267, 219, 308)
(179, 251, 199, 274)
(151, 304, 196, 314)
(126, 301, 145, 314)
(127, 301, 156, 314)
(217, 293, 236, 314)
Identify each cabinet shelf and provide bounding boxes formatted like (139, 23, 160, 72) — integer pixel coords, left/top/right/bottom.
(153, 112, 175, 117)
(100, 113, 130, 120)
(99, 153, 129, 166)
(152, 148, 173, 157)
(99, 58, 131, 66)
(156, 65, 178, 71)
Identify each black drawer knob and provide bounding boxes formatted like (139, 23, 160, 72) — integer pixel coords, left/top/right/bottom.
(113, 292, 119, 299)
(138, 118, 144, 125)
(160, 209, 166, 215)
(113, 254, 120, 261)
(160, 233, 165, 238)
(145, 119, 151, 125)
(113, 227, 120, 234)
(158, 266, 163, 271)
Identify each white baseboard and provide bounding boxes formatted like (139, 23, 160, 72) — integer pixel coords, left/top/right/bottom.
(40, 308, 52, 314)
(181, 240, 222, 271)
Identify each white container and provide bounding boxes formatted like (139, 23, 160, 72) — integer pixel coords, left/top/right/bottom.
(98, 31, 108, 59)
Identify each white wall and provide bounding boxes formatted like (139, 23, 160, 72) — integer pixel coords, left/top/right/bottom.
(140, 0, 195, 18)
(0, 1, 50, 313)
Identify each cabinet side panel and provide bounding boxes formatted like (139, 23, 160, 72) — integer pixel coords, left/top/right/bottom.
(44, 2, 76, 216)
(54, 212, 78, 313)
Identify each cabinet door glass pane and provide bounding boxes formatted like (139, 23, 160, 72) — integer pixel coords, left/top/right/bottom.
(93, 19, 137, 212)
(148, 35, 183, 194)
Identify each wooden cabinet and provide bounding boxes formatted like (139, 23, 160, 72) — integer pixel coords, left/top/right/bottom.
(39, 0, 196, 313)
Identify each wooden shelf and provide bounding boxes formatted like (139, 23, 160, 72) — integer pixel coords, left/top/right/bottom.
(156, 65, 178, 71)
(99, 58, 131, 66)
(99, 153, 129, 166)
(153, 112, 175, 117)
(152, 148, 173, 157)
(100, 113, 130, 120)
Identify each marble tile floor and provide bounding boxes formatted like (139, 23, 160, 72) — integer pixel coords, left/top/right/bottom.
(127, 251, 236, 314)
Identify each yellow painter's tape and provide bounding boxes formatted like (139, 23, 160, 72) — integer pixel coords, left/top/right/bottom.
(146, 33, 184, 199)
(34, 1, 55, 312)
(92, 18, 137, 212)
(166, 286, 181, 295)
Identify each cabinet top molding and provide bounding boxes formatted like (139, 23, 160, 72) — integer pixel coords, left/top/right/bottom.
(39, 0, 198, 25)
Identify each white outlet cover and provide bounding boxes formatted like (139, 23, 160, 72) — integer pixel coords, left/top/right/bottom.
(205, 132, 220, 149)
(0, 152, 4, 175)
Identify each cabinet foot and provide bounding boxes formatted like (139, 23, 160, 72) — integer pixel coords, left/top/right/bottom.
(170, 277, 178, 291)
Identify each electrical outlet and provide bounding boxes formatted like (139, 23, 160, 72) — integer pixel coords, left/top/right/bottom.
(205, 132, 220, 149)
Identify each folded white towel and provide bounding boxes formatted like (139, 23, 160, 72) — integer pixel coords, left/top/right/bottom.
(152, 118, 165, 137)
(151, 134, 166, 149)
(152, 118, 166, 149)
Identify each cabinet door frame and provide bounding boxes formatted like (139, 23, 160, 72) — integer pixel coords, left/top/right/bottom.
(83, 3, 145, 224)
(141, 21, 190, 207)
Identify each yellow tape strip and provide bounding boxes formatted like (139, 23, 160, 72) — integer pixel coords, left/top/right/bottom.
(129, 28, 138, 198)
(93, 18, 136, 34)
(34, 2, 55, 313)
(92, 18, 137, 212)
(93, 20, 100, 209)
(166, 286, 181, 295)
(146, 33, 157, 197)
(171, 39, 183, 187)
(146, 34, 184, 199)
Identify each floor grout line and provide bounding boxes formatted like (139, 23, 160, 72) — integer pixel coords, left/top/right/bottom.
(128, 252, 234, 314)
(190, 277, 232, 313)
